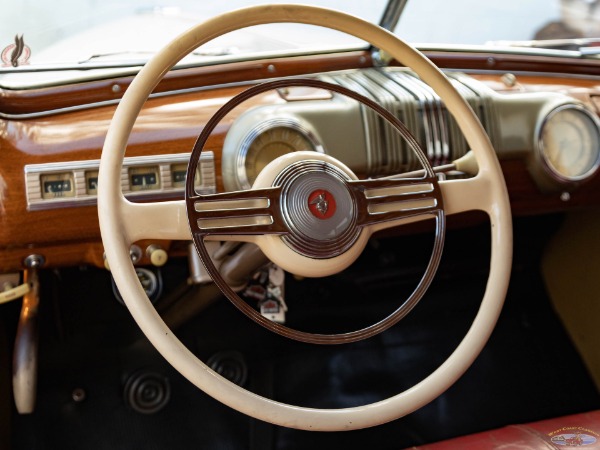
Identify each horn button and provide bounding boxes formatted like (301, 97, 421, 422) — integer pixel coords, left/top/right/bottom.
(275, 160, 360, 259)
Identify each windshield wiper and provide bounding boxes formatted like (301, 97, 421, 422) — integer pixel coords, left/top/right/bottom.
(79, 47, 238, 64)
(487, 37, 600, 55)
(379, 0, 409, 31)
(79, 51, 156, 64)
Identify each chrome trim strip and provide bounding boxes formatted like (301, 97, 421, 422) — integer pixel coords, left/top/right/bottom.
(364, 69, 418, 171)
(408, 73, 449, 164)
(385, 71, 436, 164)
(416, 44, 585, 58)
(346, 72, 387, 172)
(0, 80, 258, 120)
(323, 73, 381, 174)
(402, 73, 443, 163)
(447, 67, 600, 82)
(348, 71, 398, 171)
(9, 63, 600, 121)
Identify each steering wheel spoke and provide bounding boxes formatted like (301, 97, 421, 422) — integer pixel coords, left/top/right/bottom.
(120, 199, 190, 243)
(188, 187, 288, 237)
(351, 176, 442, 230)
(439, 176, 491, 216)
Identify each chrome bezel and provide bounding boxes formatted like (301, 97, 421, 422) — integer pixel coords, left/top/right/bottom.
(236, 118, 324, 190)
(537, 103, 600, 184)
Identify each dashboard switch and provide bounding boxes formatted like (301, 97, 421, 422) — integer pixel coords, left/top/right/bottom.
(146, 245, 168, 267)
(129, 245, 142, 264)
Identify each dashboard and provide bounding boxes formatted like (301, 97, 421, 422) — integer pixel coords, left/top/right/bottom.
(3, 51, 600, 272)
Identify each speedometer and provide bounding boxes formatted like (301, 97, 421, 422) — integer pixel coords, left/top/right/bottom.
(538, 105, 600, 183)
(244, 126, 316, 187)
(233, 119, 323, 190)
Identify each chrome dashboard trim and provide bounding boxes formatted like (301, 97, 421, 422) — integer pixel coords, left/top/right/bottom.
(322, 72, 381, 173)
(7, 64, 600, 121)
(0, 80, 259, 120)
(386, 71, 436, 164)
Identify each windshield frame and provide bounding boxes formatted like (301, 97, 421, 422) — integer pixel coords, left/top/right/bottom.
(2, 0, 599, 91)
(0, 1, 390, 88)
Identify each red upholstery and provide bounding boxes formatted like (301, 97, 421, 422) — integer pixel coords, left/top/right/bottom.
(407, 410, 600, 449)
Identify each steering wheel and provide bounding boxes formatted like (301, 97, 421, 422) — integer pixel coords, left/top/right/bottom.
(99, 4, 512, 431)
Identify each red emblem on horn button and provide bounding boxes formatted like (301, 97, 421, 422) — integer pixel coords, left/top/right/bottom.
(308, 190, 336, 219)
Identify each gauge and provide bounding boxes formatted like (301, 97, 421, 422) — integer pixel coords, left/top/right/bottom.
(171, 163, 201, 189)
(129, 166, 160, 191)
(237, 122, 322, 189)
(171, 163, 188, 188)
(85, 170, 99, 195)
(40, 173, 75, 199)
(538, 105, 600, 182)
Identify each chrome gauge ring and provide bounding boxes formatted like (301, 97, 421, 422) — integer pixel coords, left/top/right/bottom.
(236, 118, 324, 189)
(537, 103, 600, 183)
(276, 160, 359, 259)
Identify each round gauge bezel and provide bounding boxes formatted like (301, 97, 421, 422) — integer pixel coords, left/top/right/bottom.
(537, 103, 600, 184)
(236, 118, 324, 189)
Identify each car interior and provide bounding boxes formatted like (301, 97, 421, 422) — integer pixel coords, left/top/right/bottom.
(1, 1, 600, 449)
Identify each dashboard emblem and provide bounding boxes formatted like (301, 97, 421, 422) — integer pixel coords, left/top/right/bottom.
(308, 189, 336, 219)
(1, 34, 30, 68)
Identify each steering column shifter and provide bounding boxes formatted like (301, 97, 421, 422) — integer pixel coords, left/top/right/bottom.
(13, 254, 43, 414)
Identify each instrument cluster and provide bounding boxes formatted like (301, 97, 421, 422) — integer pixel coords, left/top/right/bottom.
(24, 152, 216, 211)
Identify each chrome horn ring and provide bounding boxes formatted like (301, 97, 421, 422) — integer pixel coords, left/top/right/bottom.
(186, 78, 445, 345)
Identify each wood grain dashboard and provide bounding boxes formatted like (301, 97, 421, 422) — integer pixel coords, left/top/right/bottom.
(2, 50, 600, 272)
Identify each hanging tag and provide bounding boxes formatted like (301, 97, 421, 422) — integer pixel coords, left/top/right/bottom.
(242, 263, 287, 323)
(243, 284, 267, 302)
(268, 265, 287, 312)
(259, 297, 286, 323)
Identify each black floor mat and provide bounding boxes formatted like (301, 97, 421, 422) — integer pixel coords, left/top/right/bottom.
(8, 215, 600, 449)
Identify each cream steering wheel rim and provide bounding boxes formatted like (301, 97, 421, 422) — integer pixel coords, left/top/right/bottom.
(98, 4, 512, 431)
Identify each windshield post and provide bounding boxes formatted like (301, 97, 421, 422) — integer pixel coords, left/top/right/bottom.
(379, 0, 409, 31)
(373, 0, 409, 65)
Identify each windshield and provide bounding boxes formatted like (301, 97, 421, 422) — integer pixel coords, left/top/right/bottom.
(395, 0, 600, 49)
(3, 0, 598, 81)
(0, 1, 385, 71)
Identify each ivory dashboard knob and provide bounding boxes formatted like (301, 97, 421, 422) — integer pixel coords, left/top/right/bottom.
(147, 245, 168, 267)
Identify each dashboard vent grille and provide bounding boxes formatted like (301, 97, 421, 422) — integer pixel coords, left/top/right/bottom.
(321, 68, 495, 175)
